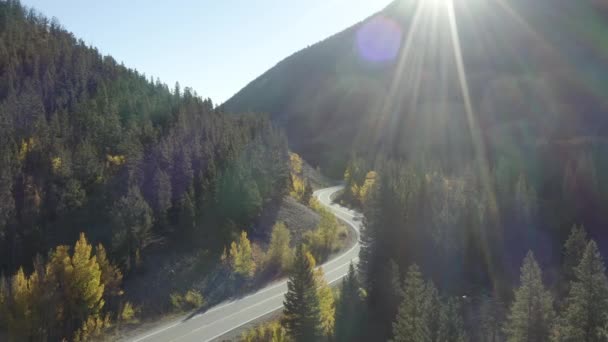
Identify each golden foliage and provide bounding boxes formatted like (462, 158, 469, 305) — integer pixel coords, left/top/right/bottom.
(3, 233, 122, 341)
(18, 137, 36, 162)
(240, 321, 290, 342)
(106, 154, 126, 167)
(73, 313, 110, 342)
(120, 302, 136, 322)
(71, 233, 105, 316)
(229, 231, 256, 278)
(170, 289, 204, 311)
(51, 157, 63, 172)
(289, 152, 303, 175)
(265, 222, 294, 273)
(314, 268, 336, 337)
(304, 209, 342, 262)
(359, 171, 377, 205)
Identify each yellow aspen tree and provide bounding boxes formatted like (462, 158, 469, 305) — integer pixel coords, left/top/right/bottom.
(314, 267, 336, 338)
(70, 233, 105, 323)
(95, 244, 123, 305)
(230, 231, 256, 278)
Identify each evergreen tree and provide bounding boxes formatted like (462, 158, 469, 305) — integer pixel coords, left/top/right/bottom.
(302, 180, 313, 205)
(111, 186, 154, 271)
(438, 297, 468, 342)
(426, 283, 442, 342)
(563, 225, 588, 284)
(282, 245, 322, 342)
(479, 294, 506, 342)
(558, 241, 608, 342)
(391, 264, 429, 342)
(335, 263, 365, 342)
(504, 251, 554, 342)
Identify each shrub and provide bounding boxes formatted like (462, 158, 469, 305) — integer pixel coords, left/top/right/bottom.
(240, 321, 290, 342)
(120, 302, 137, 322)
(170, 289, 205, 311)
(184, 290, 204, 308)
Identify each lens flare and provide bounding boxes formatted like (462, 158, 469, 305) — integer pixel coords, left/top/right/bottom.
(356, 16, 403, 63)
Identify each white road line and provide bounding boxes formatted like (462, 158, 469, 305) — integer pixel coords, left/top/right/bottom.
(131, 185, 361, 342)
(203, 262, 359, 342)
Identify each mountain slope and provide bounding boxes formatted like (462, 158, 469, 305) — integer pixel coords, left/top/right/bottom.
(0, 0, 288, 275)
(224, 0, 608, 176)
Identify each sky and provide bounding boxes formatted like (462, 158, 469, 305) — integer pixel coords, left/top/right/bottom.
(23, 0, 392, 104)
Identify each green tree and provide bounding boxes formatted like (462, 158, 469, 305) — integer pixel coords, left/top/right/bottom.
(314, 266, 336, 337)
(563, 225, 588, 284)
(504, 251, 554, 342)
(282, 245, 322, 342)
(266, 222, 293, 273)
(335, 263, 365, 342)
(391, 264, 429, 342)
(479, 294, 505, 342)
(557, 241, 608, 342)
(305, 208, 340, 262)
(438, 297, 468, 342)
(111, 186, 154, 271)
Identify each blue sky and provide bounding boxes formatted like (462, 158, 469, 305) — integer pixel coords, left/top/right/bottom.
(24, 0, 392, 104)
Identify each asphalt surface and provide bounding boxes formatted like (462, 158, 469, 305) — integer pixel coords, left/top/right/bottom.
(128, 185, 361, 342)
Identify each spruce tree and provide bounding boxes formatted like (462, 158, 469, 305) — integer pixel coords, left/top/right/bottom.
(282, 245, 322, 342)
(558, 241, 608, 342)
(438, 297, 468, 342)
(563, 225, 588, 283)
(335, 263, 364, 342)
(504, 251, 554, 342)
(391, 264, 429, 342)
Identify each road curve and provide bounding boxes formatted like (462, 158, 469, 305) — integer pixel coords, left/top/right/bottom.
(127, 185, 361, 342)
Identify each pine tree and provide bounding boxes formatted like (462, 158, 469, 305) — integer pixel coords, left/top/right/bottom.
(563, 225, 588, 283)
(479, 294, 505, 342)
(558, 241, 608, 342)
(438, 297, 468, 342)
(335, 263, 365, 342)
(391, 264, 429, 342)
(504, 251, 554, 342)
(282, 245, 322, 342)
(426, 283, 442, 342)
(111, 186, 154, 271)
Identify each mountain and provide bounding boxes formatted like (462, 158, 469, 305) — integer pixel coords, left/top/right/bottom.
(224, 0, 608, 176)
(0, 0, 289, 275)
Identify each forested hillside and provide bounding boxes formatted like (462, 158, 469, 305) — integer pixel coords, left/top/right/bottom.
(0, 1, 289, 339)
(226, 0, 608, 341)
(225, 0, 608, 177)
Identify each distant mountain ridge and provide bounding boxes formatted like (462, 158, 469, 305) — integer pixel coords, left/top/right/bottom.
(224, 0, 608, 176)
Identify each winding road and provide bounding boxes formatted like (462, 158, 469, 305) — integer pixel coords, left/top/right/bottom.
(128, 185, 361, 342)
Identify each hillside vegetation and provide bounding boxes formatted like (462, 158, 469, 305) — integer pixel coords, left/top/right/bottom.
(0, 1, 289, 340)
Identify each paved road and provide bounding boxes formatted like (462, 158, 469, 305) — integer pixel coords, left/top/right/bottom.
(128, 185, 361, 342)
